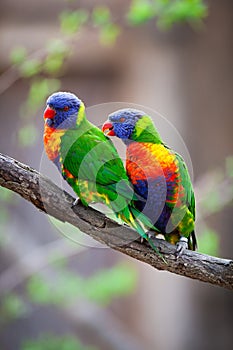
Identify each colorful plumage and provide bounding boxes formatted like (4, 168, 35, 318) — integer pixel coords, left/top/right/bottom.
(43, 92, 163, 257)
(102, 108, 197, 255)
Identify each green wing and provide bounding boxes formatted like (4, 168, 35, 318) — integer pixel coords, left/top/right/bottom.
(60, 123, 135, 205)
(175, 152, 195, 219)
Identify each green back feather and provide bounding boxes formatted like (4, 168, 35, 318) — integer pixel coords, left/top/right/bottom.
(132, 116, 162, 143)
(175, 151, 195, 219)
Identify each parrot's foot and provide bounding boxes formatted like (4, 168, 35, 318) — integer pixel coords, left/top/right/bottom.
(140, 231, 154, 243)
(71, 197, 81, 208)
(147, 230, 155, 239)
(175, 237, 188, 258)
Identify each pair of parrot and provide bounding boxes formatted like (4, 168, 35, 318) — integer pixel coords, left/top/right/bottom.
(43, 91, 196, 258)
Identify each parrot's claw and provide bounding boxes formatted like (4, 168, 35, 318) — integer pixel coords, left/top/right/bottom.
(140, 231, 154, 244)
(175, 237, 188, 258)
(147, 231, 154, 239)
(140, 231, 155, 243)
(71, 197, 81, 208)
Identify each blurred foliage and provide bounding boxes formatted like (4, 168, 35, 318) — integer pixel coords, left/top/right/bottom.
(84, 262, 137, 304)
(17, 78, 60, 146)
(92, 6, 111, 26)
(99, 23, 121, 46)
(92, 6, 121, 46)
(0, 294, 28, 324)
(21, 334, 97, 350)
(6, 0, 207, 149)
(127, 0, 155, 25)
(10, 46, 28, 65)
(0, 249, 137, 347)
(60, 9, 89, 35)
(127, 0, 207, 28)
(0, 187, 16, 246)
(198, 227, 219, 256)
(201, 190, 222, 215)
(18, 124, 39, 147)
(226, 156, 233, 179)
(21, 79, 61, 116)
(196, 156, 233, 256)
(26, 263, 137, 306)
(200, 157, 233, 216)
(20, 59, 41, 78)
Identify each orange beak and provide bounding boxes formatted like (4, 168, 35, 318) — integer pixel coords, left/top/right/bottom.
(43, 106, 56, 119)
(102, 121, 115, 136)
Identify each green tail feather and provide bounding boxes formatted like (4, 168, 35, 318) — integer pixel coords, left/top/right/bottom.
(128, 206, 167, 264)
(106, 193, 166, 262)
(147, 236, 167, 264)
(130, 207, 160, 233)
(188, 230, 197, 251)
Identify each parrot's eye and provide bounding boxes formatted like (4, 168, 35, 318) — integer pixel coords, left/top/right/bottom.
(119, 117, 125, 123)
(63, 106, 69, 111)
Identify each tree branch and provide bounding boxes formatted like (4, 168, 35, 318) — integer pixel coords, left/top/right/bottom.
(0, 153, 232, 290)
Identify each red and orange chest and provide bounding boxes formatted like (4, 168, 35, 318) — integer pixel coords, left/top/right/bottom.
(43, 124, 65, 161)
(126, 142, 179, 185)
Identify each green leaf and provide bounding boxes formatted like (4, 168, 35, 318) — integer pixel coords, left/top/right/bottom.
(10, 46, 27, 65)
(92, 6, 111, 26)
(85, 263, 137, 305)
(44, 56, 64, 75)
(158, 0, 208, 28)
(46, 39, 68, 56)
(20, 59, 41, 78)
(22, 78, 60, 114)
(99, 23, 121, 46)
(127, 0, 155, 25)
(2, 294, 27, 320)
(27, 276, 54, 304)
(44, 40, 69, 74)
(55, 271, 83, 302)
(27, 273, 82, 305)
(26, 262, 137, 307)
(21, 334, 97, 350)
(127, 0, 207, 28)
(18, 124, 38, 147)
(198, 227, 219, 256)
(60, 10, 89, 35)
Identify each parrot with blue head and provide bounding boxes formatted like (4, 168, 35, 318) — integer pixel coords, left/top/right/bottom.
(102, 108, 197, 256)
(43, 92, 165, 259)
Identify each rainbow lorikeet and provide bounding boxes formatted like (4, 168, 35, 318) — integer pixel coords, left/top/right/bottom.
(102, 109, 197, 256)
(43, 92, 163, 255)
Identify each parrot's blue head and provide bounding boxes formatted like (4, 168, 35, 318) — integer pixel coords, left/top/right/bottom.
(102, 108, 146, 142)
(44, 91, 85, 129)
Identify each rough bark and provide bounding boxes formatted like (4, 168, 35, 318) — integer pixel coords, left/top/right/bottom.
(0, 153, 232, 290)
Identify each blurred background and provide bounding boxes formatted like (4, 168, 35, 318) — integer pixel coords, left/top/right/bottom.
(0, 1, 233, 349)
